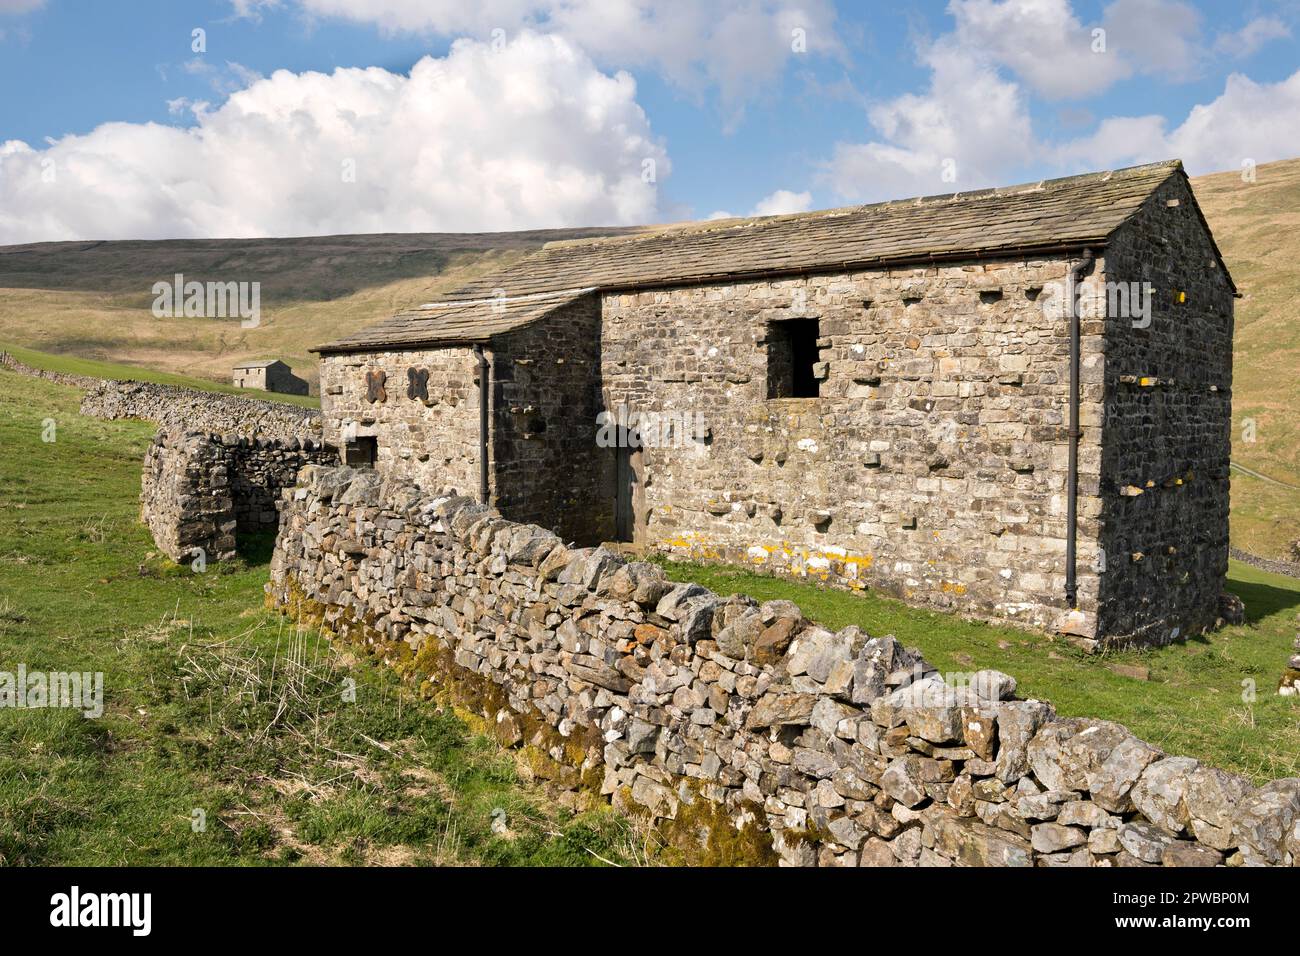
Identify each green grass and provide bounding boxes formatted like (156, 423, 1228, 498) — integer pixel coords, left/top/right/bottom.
(656, 558, 1300, 784)
(0, 372, 630, 865)
(1, 341, 320, 409)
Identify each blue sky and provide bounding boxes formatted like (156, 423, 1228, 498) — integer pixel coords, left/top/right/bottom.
(0, 0, 1296, 241)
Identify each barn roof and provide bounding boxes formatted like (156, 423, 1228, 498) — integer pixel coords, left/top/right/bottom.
(233, 359, 287, 369)
(315, 159, 1219, 354)
(314, 287, 596, 353)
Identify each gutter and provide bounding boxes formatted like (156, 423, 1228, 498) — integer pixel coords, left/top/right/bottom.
(475, 345, 490, 505)
(1064, 248, 1096, 609)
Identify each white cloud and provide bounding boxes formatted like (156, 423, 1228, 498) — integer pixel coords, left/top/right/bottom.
(0, 0, 45, 13)
(818, 0, 1299, 204)
(708, 187, 815, 219)
(948, 0, 1129, 100)
(0, 33, 669, 243)
(242, 0, 840, 108)
(821, 37, 1035, 202)
(946, 0, 1210, 100)
(1059, 69, 1300, 175)
(1102, 0, 1204, 82)
(749, 188, 812, 216)
(1214, 16, 1292, 59)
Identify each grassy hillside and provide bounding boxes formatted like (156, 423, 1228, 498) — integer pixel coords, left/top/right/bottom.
(1194, 159, 1300, 558)
(0, 159, 1296, 555)
(0, 228, 639, 395)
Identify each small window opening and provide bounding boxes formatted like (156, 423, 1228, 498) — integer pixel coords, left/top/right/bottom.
(344, 436, 378, 468)
(767, 318, 821, 398)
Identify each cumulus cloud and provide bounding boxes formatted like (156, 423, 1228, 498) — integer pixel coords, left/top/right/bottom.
(948, 0, 1128, 100)
(1058, 69, 1300, 175)
(819, 1, 1299, 204)
(239, 0, 840, 108)
(946, 0, 1214, 99)
(821, 37, 1035, 202)
(1102, 0, 1204, 82)
(0, 33, 669, 243)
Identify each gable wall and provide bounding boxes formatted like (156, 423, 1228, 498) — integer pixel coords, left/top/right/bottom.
(1095, 175, 1235, 645)
(599, 256, 1107, 637)
(319, 346, 483, 498)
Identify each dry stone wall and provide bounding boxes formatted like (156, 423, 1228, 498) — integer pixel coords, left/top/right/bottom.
(142, 429, 334, 562)
(268, 464, 1299, 867)
(1, 353, 333, 561)
(0, 350, 102, 389)
(81, 380, 321, 441)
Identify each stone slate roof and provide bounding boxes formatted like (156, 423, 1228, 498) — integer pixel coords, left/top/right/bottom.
(315, 287, 597, 353)
(233, 359, 288, 369)
(315, 160, 1208, 354)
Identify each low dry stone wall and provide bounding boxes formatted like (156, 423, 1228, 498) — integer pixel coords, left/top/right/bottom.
(2, 351, 320, 441)
(142, 429, 334, 562)
(0, 350, 102, 389)
(268, 464, 1300, 867)
(83, 380, 320, 441)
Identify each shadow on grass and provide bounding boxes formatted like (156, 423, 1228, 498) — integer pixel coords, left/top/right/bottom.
(1225, 575, 1300, 623)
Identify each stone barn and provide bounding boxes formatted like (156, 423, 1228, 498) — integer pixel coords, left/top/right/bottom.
(232, 359, 310, 396)
(312, 160, 1236, 648)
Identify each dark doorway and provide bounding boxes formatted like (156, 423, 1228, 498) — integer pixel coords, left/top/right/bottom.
(614, 428, 645, 544)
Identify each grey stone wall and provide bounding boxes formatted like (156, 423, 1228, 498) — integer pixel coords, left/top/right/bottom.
(268, 465, 1299, 867)
(0, 351, 102, 389)
(141, 428, 333, 562)
(81, 379, 321, 441)
(490, 296, 612, 544)
(319, 346, 482, 497)
(599, 259, 1108, 638)
(1097, 175, 1236, 646)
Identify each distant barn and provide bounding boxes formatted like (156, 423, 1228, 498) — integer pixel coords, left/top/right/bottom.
(232, 359, 309, 396)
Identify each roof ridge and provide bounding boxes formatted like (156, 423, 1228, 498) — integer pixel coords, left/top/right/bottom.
(536, 159, 1183, 254)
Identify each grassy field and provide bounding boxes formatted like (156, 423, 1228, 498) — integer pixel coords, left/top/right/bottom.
(659, 559, 1300, 785)
(0, 370, 635, 866)
(0, 341, 320, 409)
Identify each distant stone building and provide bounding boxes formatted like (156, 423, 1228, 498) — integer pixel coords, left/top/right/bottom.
(311, 160, 1237, 648)
(232, 359, 309, 396)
